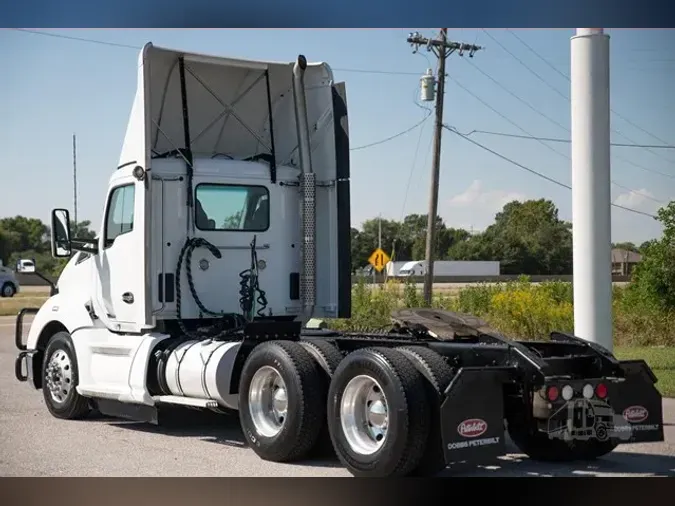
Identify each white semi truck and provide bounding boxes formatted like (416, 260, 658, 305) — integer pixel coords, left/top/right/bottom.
(397, 260, 500, 277)
(14, 43, 664, 477)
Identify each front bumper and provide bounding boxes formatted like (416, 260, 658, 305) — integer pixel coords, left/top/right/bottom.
(15, 350, 37, 383)
(15, 307, 40, 385)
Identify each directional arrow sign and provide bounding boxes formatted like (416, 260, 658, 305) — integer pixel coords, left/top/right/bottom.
(368, 247, 391, 273)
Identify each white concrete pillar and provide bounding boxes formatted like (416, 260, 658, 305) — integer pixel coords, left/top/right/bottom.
(570, 28, 613, 351)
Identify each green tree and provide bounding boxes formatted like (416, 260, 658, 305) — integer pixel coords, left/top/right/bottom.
(72, 220, 97, 239)
(612, 241, 639, 252)
(0, 215, 97, 278)
(626, 201, 675, 310)
(448, 199, 573, 275)
(0, 216, 49, 254)
(351, 218, 402, 270)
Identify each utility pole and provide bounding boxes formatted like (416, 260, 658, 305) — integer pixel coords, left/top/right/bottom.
(407, 30, 482, 305)
(72, 133, 78, 228)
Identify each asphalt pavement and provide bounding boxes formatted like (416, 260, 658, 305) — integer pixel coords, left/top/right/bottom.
(1, 315, 674, 477)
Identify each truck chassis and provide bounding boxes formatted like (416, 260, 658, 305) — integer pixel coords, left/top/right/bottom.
(15, 304, 664, 477)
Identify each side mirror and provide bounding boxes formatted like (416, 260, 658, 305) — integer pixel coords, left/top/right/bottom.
(51, 208, 72, 258)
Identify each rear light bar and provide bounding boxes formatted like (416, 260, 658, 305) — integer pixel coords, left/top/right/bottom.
(545, 382, 608, 402)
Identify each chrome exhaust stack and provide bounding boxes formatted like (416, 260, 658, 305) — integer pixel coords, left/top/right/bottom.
(292, 55, 316, 320)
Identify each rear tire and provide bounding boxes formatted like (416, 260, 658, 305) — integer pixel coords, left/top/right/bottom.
(238, 340, 325, 462)
(327, 347, 431, 477)
(41, 331, 90, 420)
(300, 339, 344, 457)
(397, 346, 455, 476)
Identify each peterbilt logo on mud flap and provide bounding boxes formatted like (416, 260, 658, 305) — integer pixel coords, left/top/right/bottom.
(457, 418, 488, 438)
(623, 406, 649, 424)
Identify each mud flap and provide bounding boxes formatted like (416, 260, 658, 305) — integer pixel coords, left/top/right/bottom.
(607, 360, 664, 444)
(440, 366, 515, 464)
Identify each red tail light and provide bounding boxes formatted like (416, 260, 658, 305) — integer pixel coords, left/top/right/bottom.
(547, 385, 559, 401)
(595, 383, 608, 399)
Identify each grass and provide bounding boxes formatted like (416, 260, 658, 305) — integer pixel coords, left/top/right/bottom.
(0, 287, 50, 316)
(614, 346, 675, 398)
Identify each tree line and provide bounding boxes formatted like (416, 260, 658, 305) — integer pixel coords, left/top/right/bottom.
(0, 197, 661, 280)
(0, 216, 96, 278)
(351, 198, 653, 275)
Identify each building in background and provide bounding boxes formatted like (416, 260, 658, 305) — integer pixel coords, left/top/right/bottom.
(611, 248, 643, 277)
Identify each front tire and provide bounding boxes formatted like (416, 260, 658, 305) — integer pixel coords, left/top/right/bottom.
(327, 347, 431, 477)
(41, 331, 90, 420)
(238, 340, 325, 462)
(1, 282, 16, 298)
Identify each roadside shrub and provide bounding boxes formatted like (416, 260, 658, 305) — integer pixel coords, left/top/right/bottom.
(453, 282, 504, 316)
(326, 278, 675, 346)
(488, 287, 574, 340)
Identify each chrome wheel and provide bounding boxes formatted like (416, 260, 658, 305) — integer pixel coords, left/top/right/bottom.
(44, 349, 73, 404)
(248, 365, 288, 438)
(340, 375, 389, 455)
(2, 284, 14, 297)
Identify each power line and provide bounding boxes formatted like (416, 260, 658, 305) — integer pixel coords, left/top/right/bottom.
(350, 111, 431, 151)
(505, 29, 570, 81)
(12, 27, 672, 192)
(458, 40, 675, 180)
(480, 29, 569, 100)
(9, 28, 432, 153)
(442, 70, 670, 198)
(463, 128, 675, 189)
(500, 29, 675, 164)
(11, 28, 141, 49)
(464, 129, 675, 150)
(8, 29, 424, 76)
(333, 68, 421, 76)
(445, 125, 660, 219)
(464, 57, 570, 134)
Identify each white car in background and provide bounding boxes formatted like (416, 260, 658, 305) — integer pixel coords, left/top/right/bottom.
(0, 261, 20, 297)
(16, 258, 36, 273)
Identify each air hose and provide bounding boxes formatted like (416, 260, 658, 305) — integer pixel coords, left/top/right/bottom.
(238, 235, 268, 320)
(174, 236, 267, 339)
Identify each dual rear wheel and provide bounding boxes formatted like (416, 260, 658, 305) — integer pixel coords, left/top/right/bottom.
(238, 340, 454, 477)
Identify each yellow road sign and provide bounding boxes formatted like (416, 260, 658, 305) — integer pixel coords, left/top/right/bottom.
(368, 247, 390, 272)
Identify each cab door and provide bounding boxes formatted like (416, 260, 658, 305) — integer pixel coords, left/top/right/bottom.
(92, 166, 150, 333)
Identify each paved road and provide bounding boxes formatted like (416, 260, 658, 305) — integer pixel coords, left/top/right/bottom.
(1, 315, 674, 477)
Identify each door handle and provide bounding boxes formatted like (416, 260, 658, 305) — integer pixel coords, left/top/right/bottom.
(122, 292, 134, 304)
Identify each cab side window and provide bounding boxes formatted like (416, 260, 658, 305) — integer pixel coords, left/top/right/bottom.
(104, 184, 135, 248)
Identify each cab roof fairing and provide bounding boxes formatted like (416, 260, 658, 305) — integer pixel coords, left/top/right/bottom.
(117, 43, 338, 183)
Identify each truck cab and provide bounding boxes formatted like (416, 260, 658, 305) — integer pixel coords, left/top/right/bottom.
(16, 42, 351, 407)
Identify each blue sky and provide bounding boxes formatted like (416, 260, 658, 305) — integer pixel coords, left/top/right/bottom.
(2, 28, 673, 244)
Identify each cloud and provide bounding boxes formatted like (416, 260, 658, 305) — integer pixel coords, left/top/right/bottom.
(442, 179, 528, 230)
(613, 188, 660, 214)
(447, 180, 527, 209)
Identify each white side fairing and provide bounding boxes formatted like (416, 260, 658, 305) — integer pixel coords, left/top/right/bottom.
(95, 43, 154, 332)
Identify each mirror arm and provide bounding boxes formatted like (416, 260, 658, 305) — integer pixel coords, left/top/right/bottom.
(70, 239, 99, 255)
(32, 271, 58, 297)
